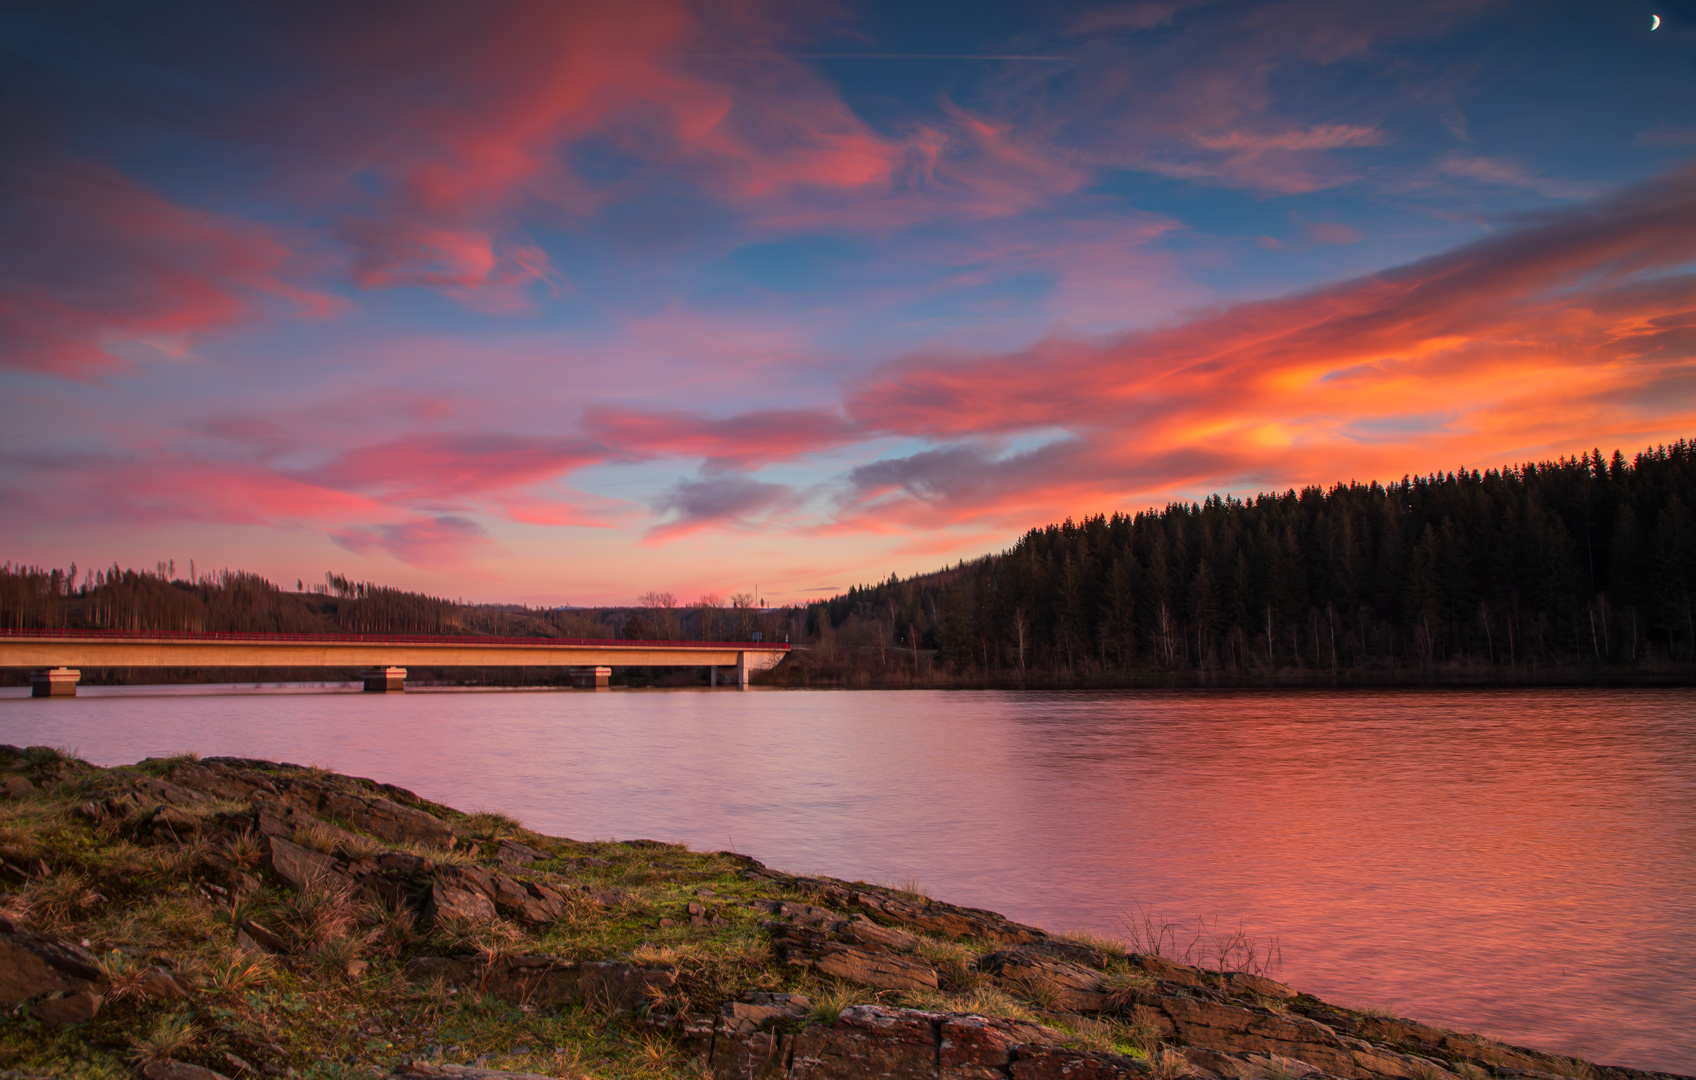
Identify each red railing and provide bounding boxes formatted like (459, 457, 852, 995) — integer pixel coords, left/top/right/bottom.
(0, 627, 786, 651)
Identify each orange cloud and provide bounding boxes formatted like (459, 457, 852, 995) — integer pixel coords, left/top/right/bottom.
(819, 161, 1696, 524)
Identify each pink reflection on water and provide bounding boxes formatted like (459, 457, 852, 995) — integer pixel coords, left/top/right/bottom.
(0, 687, 1691, 1071)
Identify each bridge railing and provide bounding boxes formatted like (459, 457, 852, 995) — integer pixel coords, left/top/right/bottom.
(0, 627, 786, 651)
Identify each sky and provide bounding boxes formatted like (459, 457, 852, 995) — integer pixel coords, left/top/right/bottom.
(3, 0, 1695, 606)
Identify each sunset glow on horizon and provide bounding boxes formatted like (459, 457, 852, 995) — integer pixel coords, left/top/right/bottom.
(4, 0, 1695, 605)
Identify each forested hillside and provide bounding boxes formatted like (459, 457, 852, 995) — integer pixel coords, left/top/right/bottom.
(794, 441, 1696, 685)
(0, 567, 465, 636)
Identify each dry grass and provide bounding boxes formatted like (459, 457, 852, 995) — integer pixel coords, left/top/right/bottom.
(200, 950, 274, 996)
(1147, 1046, 1195, 1079)
(1060, 929, 1130, 957)
(222, 828, 264, 869)
(899, 983, 1039, 1023)
(435, 914, 530, 966)
(1100, 962, 1157, 1004)
(636, 1032, 683, 1073)
(2, 869, 106, 933)
(917, 936, 982, 992)
(294, 818, 386, 861)
(96, 950, 156, 1002)
(460, 809, 525, 845)
(146, 836, 217, 879)
(1063, 1016, 1155, 1059)
(391, 835, 478, 866)
(810, 982, 876, 1024)
(281, 877, 361, 954)
(125, 1012, 197, 1065)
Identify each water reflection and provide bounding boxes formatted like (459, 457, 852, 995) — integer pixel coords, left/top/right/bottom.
(0, 687, 1690, 1071)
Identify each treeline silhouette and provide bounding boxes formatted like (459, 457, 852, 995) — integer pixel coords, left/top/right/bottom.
(787, 441, 1696, 686)
(0, 566, 465, 636)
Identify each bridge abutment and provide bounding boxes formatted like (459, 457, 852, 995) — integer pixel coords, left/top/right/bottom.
(29, 668, 79, 698)
(361, 667, 407, 693)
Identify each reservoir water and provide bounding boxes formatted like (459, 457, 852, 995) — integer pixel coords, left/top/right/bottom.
(1, 686, 1691, 1073)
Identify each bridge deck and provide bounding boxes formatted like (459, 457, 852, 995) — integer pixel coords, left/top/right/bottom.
(0, 628, 788, 671)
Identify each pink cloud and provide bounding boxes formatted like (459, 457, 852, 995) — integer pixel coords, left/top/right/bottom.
(581, 407, 856, 471)
(4, 452, 386, 529)
(0, 158, 340, 378)
(292, 1, 922, 293)
(304, 433, 606, 501)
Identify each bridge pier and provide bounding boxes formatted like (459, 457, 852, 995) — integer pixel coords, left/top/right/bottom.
(30, 668, 79, 698)
(361, 667, 406, 693)
(570, 666, 611, 690)
(736, 652, 751, 689)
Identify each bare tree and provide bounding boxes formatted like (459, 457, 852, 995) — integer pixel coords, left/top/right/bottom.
(694, 593, 724, 641)
(730, 592, 756, 639)
(637, 590, 678, 640)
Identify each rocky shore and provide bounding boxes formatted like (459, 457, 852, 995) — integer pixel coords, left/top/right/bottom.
(0, 747, 1684, 1080)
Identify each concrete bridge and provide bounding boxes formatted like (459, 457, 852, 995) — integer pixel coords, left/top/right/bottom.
(0, 629, 788, 696)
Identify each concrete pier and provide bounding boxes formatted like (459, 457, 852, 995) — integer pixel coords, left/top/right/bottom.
(29, 668, 79, 698)
(570, 665, 612, 689)
(361, 666, 407, 693)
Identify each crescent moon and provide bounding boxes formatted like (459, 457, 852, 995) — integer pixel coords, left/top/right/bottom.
(1651, 13, 1661, 29)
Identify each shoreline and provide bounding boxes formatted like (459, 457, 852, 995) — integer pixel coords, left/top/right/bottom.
(3, 672, 1695, 694)
(0, 748, 1688, 1080)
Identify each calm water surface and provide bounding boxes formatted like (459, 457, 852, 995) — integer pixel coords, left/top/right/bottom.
(1, 686, 1691, 1073)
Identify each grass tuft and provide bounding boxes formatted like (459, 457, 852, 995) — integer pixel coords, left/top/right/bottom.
(810, 982, 875, 1025)
(126, 1011, 197, 1065)
(1147, 1046, 1195, 1078)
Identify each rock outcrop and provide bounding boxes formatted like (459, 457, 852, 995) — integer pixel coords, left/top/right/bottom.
(0, 917, 108, 1023)
(3, 751, 1686, 1080)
